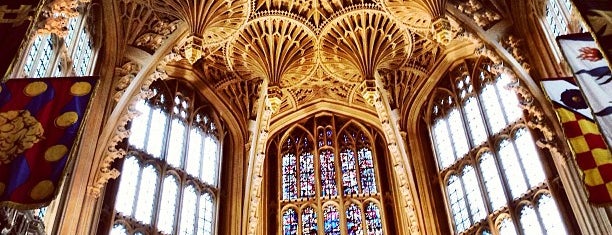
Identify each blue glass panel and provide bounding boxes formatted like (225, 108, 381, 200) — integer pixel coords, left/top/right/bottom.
(323, 205, 340, 235)
(282, 209, 298, 235)
(346, 203, 364, 235)
(365, 202, 383, 235)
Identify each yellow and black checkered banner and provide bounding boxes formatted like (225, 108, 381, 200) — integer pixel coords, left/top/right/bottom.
(0, 77, 97, 209)
(557, 33, 612, 147)
(542, 78, 612, 204)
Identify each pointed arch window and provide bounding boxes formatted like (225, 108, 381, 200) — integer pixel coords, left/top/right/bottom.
(428, 58, 569, 234)
(276, 115, 389, 235)
(16, 4, 96, 78)
(109, 79, 223, 235)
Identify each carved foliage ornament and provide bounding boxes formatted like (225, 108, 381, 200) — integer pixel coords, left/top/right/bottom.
(37, 0, 91, 37)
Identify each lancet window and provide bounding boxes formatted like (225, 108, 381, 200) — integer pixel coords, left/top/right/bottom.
(108, 79, 223, 235)
(428, 58, 568, 234)
(276, 115, 387, 235)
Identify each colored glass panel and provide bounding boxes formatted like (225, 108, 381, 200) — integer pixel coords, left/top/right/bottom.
(282, 153, 298, 200)
(300, 153, 316, 198)
(320, 150, 338, 197)
(346, 203, 363, 235)
(358, 147, 377, 194)
(340, 148, 359, 195)
(283, 209, 298, 235)
(302, 206, 317, 235)
(323, 205, 340, 235)
(365, 202, 383, 235)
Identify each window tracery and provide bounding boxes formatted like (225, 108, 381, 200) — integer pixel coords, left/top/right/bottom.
(428, 58, 568, 234)
(17, 5, 96, 78)
(109, 79, 223, 235)
(276, 115, 388, 235)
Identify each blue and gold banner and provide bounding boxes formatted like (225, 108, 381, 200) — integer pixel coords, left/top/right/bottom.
(0, 77, 97, 209)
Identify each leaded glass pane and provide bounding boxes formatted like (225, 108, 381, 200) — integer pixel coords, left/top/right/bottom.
(198, 193, 214, 235)
(346, 203, 364, 235)
(179, 185, 198, 235)
(324, 205, 340, 235)
(498, 139, 528, 198)
(365, 202, 383, 235)
(479, 152, 506, 211)
(110, 223, 128, 235)
(35, 35, 53, 77)
(498, 217, 518, 235)
(448, 109, 470, 158)
(158, 175, 179, 235)
(147, 109, 167, 158)
(463, 166, 487, 222)
(320, 150, 338, 197)
(537, 194, 567, 234)
(496, 75, 522, 123)
(302, 206, 317, 235)
(519, 205, 543, 235)
(202, 136, 218, 186)
(115, 156, 139, 216)
(515, 129, 545, 187)
(23, 36, 42, 75)
(464, 97, 487, 146)
(340, 148, 359, 195)
(187, 128, 203, 177)
(358, 148, 377, 194)
(167, 119, 186, 168)
(433, 119, 454, 169)
(282, 209, 298, 235)
(129, 101, 150, 150)
(481, 85, 506, 134)
(64, 17, 78, 48)
(447, 175, 470, 232)
(300, 153, 316, 198)
(135, 165, 158, 224)
(282, 153, 298, 200)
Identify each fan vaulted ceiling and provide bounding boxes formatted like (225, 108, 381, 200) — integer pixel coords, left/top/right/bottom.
(116, 0, 504, 124)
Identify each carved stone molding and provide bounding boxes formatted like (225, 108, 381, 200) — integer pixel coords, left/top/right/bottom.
(37, 0, 90, 37)
(246, 94, 274, 235)
(452, 0, 501, 29)
(500, 34, 532, 73)
(113, 60, 141, 102)
(87, 52, 181, 198)
(360, 80, 421, 235)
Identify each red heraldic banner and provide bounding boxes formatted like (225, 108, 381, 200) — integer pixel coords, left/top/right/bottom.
(0, 77, 97, 209)
(0, 1, 41, 79)
(542, 78, 612, 204)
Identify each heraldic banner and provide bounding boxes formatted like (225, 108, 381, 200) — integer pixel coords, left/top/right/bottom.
(542, 78, 612, 204)
(0, 77, 97, 209)
(557, 33, 612, 148)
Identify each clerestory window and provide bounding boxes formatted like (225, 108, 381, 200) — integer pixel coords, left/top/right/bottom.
(428, 58, 568, 234)
(109, 79, 223, 235)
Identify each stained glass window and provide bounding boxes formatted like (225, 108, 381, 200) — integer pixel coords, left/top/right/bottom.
(365, 202, 383, 234)
(324, 205, 341, 235)
(277, 115, 387, 234)
(283, 208, 298, 235)
(302, 206, 317, 235)
(110, 79, 223, 235)
(346, 203, 363, 235)
(428, 58, 568, 234)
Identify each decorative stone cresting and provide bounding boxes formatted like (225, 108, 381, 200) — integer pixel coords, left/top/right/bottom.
(87, 52, 182, 198)
(37, 0, 91, 37)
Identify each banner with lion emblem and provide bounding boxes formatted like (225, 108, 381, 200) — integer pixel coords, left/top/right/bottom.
(0, 77, 97, 209)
